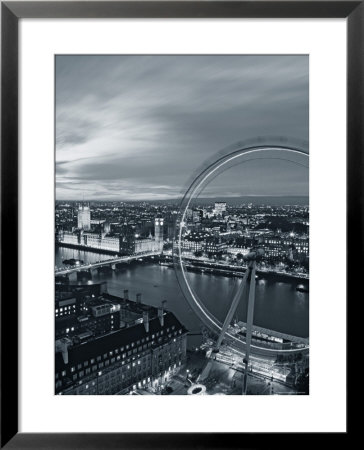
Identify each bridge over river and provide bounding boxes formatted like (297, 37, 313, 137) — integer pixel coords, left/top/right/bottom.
(55, 251, 161, 276)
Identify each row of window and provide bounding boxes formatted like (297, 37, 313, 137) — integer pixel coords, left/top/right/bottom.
(57, 351, 151, 381)
(57, 335, 184, 380)
(56, 328, 183, 376)
(61, 357, 185, 395)
(61, 374, 157, 395)
(56, 341, 185, 388)
(58, 351, 184, 394)
(55, 304, 76, 317)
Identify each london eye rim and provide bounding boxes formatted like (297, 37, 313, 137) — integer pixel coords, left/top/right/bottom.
(173, 142, 309, 355)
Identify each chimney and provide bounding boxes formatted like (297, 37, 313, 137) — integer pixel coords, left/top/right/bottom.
(123, 289, 129, 301)
(158, 300, 166, 327)
(62, 346, 69, 365)
(136, 293, 141, 304)
(55, 338, 71, 365)
(143, 310, 149, 333)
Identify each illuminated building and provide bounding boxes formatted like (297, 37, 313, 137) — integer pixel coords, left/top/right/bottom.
(213, 202, 227, 216)
(235, 235, 256, 249)
(260, 236, 283, 261)
(83, 232, 120, 253)
(134, 238, 161, 253)
(55, 295, 78, 319)
(181, 240, 203, 253)
(55, 308, 188, 395)
(55, 301, 121, 340)
(260, 234, 309, 262)
(57, 230, 79, 246)
(77, 204, 91, 230)
(119, 233, 162, 255)
(192, 209, 203, 223)
(57, 230, 121, 253)
(90, 219, 111, 236)
(55, 282, 114, 338)
(154, 218, 164, 242)
(117, 219, 165, 255)
(185, 209, 193, 221)
(205, 236, 227, 255)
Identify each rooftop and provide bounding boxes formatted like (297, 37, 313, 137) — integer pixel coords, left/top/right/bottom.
(55, 311, 187, 372)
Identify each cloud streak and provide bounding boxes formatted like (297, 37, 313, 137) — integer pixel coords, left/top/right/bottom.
(56, 55, 309, 200)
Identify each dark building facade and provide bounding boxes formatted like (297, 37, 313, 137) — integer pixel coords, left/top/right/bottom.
(55, 311, 188, 395)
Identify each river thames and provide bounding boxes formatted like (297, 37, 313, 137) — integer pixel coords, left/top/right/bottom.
(56, 247, 309, 343)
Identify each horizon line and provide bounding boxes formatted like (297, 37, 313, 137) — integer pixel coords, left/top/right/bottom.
(56, 194, 309, 202)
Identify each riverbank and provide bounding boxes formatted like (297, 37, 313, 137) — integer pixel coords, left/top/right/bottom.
(161, 258, 309, 284)
(56, 242, 121, 256)
(55, 246, 309, 339)
(56, 243, 309, 282)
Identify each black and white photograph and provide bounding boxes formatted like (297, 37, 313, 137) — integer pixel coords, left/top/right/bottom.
(55, 55, 309, 396)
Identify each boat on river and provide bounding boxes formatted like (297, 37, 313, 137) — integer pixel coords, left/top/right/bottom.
(296, 284, 309, 293)
(62, 258, 84, 266)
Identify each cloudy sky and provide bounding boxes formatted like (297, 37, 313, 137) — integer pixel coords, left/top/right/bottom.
(56, 55, 308, 201)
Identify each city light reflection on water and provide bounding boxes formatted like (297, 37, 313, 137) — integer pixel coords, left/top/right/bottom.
(56, 247, 308, 341)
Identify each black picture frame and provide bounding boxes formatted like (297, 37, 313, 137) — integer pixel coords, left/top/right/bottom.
(1, 1, 357, 448)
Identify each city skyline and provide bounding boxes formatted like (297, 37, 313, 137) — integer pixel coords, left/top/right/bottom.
(56, 195, 309, 205)
(56, 55, 309, 201)
(55, 197, 309, 395)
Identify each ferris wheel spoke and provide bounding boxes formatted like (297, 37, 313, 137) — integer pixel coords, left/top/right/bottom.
(243, 262, 257, 395)
(215, 267, 250, 350)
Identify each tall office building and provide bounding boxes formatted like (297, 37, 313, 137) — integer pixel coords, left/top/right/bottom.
(213, 202, 227, 216)
(77, 204, 91, 230)
(192, 209, 203, 223)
